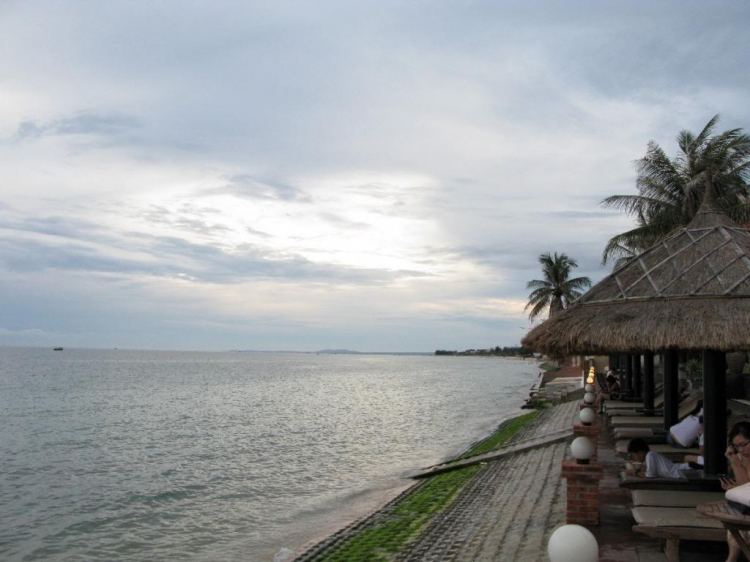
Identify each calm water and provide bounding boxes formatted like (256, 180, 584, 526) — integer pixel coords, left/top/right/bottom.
(0, 348, 537, 561)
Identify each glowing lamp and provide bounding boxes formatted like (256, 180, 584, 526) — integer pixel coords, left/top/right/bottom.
(583, 392, 595, 405)
(586, 376, 595, 385)
(584, 384, 595, 393)
(571, 436, 595, 464)
(547, 524, 598, 562)
(579, 407, 596, 426)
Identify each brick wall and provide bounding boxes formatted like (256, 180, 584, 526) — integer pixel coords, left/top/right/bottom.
(561, 460, 603, 526)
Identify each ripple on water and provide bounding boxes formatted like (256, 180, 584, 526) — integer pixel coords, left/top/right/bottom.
(0, 348, 536, 561)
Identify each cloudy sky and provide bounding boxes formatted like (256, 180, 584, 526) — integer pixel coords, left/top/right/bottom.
(1, 1, 748, 352)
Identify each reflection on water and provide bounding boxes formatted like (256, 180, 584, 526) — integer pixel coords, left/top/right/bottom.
(0, 348, 536, 561)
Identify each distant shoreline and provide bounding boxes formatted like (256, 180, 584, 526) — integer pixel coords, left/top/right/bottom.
(230, 349, 433, 356)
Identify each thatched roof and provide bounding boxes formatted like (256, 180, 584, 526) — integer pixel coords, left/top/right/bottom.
(522, 192, 750, 354)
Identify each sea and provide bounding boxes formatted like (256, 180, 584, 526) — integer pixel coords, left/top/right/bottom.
(0, 347, 538, 561)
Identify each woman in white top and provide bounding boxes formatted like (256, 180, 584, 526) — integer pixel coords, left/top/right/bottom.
(722, 421, 750, 562)
(667, 406, 703, 448)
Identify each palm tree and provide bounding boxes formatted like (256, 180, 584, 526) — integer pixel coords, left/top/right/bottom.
(601, 115, 750, 265)
(525, 252, 592, 319)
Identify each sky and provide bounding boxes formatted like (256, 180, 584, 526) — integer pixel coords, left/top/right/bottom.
(1, 1, 749, 352)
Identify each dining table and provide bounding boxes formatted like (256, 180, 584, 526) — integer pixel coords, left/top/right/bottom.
(697, 500, 750, 559)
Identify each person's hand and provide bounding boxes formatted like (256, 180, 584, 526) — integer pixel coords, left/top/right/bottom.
(721, 477, 737, 490)
(727, 446, 739, 461)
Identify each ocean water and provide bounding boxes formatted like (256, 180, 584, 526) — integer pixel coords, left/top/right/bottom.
(0, 347, 538, 561)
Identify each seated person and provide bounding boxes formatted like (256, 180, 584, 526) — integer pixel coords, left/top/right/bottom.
(683, 417, 704, 466)
(594, 373, 621, 413)
(722, 421, 750, 562)
(684, 410, 729, 466)
(667, 404, 703, 448)
(625, 438, 689, 479)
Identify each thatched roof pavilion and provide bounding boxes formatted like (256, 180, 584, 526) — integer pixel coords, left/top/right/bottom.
(522, 188, 750, 475)
(522, 191, 750, 356)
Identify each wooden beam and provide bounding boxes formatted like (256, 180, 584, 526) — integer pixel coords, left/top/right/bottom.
(625, 353, 634, 398)
(643, 352, 655, 415)
(633, 354, 642, 399)
(663, 350, 679, 431)
(619, 354, 630, 394)
(703, 350, 727, 475)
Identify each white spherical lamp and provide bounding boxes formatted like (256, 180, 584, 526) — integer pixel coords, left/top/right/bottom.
(579, 407, 596, 426)
(548, 524, 598, 562)
(583, 392, 595, 405)
(584, 384, 595, 393)
(571, 436, 595, 464)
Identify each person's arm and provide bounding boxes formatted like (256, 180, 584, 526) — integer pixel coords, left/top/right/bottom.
(739, 453, 750, 485)
(727, 447, 750, 485)
(624, 461, 645, 476)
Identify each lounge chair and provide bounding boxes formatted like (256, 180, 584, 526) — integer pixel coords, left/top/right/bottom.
(604, 385, 665, 411)
(631, 506, 725, 562)
(613, 427, 667, 440)
(620, 472, 723, 492)
(631, 489, 725, 507)
(605, 394, 665, 417)
(610, 394, 701, 428)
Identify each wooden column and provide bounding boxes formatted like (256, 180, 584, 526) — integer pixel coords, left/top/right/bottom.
(663, 349, 680, 431)
(643, 351, 655, 416)
(703, 350, 727, 475)
(609, 354, 618, 372)
(633, 354, 642, 399)
(624, 354, 634, 398)
(617, 355, 630, 396)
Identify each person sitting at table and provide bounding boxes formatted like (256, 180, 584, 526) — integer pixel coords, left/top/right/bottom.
(686, 410, 731, 467)
(595, 373, 621, 414)
(683, 416, 704, 466)
(667, 404, 703, 448)
(723, 421, 750, 562)
(624, 438, 689, 479)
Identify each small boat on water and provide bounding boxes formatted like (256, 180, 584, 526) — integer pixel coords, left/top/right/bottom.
(53, 347, 64, 351)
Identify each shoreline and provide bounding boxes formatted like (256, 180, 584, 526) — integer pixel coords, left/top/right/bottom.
(276, 412, 524, 561)
(286, 357, 574, 561)
(274, 358, 543, 561)
(275, 358, 546, 561)
(280, 482, 415, 561)
(288, 411, 547, 561)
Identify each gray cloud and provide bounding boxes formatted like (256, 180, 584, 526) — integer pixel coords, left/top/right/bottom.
(0, 215, 104, 238)
(12, 111, 142, 143)
(543, 210, 621, 220)
(0, 1, 748, 350)
(247, 226, 273, 239)
(134, 205, 232, 238)
(204, 175, 310, 202)
(0, 218, 429, 286)
(317, 212, 370, 231)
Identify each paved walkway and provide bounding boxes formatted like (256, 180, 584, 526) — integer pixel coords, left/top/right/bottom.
(396, 401, 577, 561)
